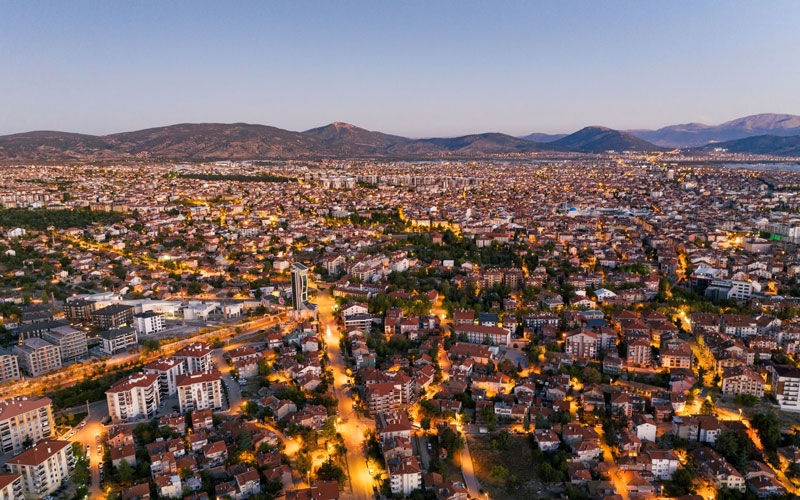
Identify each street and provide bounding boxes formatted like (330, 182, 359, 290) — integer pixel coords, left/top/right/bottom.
(315, 286, 375, 500)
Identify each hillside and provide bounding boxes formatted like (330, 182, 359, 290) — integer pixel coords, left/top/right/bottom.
(519, 132, 568, 143)
(302, 122, 410, 155)
(696, 135, 800, 156)
(550, 126, 664, 153)
(630, 113, 800, 148)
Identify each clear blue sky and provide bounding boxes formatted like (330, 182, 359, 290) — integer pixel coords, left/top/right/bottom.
(1, 1, 799, 137)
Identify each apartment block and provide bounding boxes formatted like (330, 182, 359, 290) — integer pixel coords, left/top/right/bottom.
(13, 339, 61, 377)
(173, 342, 213, 373)
(5, 440, 75, 499)
(143, 358, 185, 397)
(0, 397, 54, 454)
(176, 370, 223, 413)
(0, 351, 20, 383)
(106, 373, 161, 422)
(41, 325, 87, 362)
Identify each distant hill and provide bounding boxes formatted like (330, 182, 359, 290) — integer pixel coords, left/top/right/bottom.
(0, 123, 328, 163)
(406, 133, 552, 155)
(519, 132, 568, 143)
(630, 113, 800, 148)
(550, 126, 664, 153)
(695, 134, 800, 156)
(302, 122, 409, 155)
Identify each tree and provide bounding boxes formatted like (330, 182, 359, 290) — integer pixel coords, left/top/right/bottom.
(296, 452, 312, 478)
(581, 366, 602, 385)
(237, 429, 253, 452)
(420, 416, 431, 432)
(751, 412, 781, 452)
(479, 406, 497, 431)
(439, 427, 464, 455)
(490, 465, 508, 479)
(316, 458, 346, 484)
(492, 430, 512, 450)
(321, 417, 338, 441)
(700, 399, 714, 415)
(117, 459, 135, 485)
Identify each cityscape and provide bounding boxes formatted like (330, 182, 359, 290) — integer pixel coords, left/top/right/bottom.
(3, 2, 800, 500)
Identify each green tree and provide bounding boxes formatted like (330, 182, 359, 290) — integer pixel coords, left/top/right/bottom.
(492, 430, 512, 450)
(296, 452, 312, 478)
(751, 412, 781, 452)
(420, 416, 431, 432)
(479, 405, 497, 431)
(490, 465, 508, 479)
(316, 459, 346, 484)
(237, 429, 253, 452)
(117, 459, 135, 485)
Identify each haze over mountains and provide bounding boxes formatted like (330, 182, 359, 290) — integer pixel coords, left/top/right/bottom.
(0, 113, 799, 163)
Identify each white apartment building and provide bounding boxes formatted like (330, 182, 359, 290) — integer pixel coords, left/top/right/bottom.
(0, 351, 20, 383)
(176, 370, 223, 413)
(13, 339, 61, 377)
(387, 456, 422, 496)
(5, 440, 75, 499)
(41, 325, 87, 362)
(133, 311, 166, 336)
(173, 342, 213, 373)
(0, 473, 23, 500)
(771, 365, 800, 413)
(0, 397, 54, 454)
(106, 373, 161, 422)
(143, 358, 185, 397)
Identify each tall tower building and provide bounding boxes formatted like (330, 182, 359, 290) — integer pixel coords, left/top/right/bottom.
(290, 263, 309, 310)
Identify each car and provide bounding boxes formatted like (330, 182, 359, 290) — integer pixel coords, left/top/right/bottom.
(97, 445, 102, 453)
(369, 468, 374, 475)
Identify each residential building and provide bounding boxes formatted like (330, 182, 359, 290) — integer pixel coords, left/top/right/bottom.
(626, 337, 651, 366)
(106, 373, 161, 422)
(661, 342, 693, 369)
(173, 342, 213, 373)
(0, 473, 22, 500)
(63, 299, 95, 323)
(13, 339, 61, 377)
(143, 358, 186, 397)
(0, 397, 54, 454)
(92, 304, 135, 329)
(99, 327, 138, 355)
(387, 456, 422, 496)
(176, 370, 223, 413)
(133, 311, 166, 336)
(452, 324, 511, 346)
(41, 325, 87, 362)
(5, 440, 75, 499)
(770, 364, 800, 413)
(565, 330, 598, 359)
(0, 350, 20, 383)
(721, 366, 765, 398)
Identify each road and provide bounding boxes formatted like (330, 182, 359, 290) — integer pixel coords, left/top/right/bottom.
(460, 437, 482, 498)
(315, 286, 375, 500)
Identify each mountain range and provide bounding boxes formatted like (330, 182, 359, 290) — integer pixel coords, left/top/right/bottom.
(627, 113, 800, 148)
(1, 113, 799, 163)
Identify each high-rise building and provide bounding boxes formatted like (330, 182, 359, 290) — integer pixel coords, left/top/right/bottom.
(290, 263, 309, 310)
(0, 397, 54, 454)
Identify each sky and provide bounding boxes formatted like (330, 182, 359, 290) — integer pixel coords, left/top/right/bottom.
(1, 1, 799, 137)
